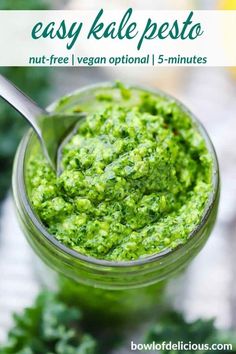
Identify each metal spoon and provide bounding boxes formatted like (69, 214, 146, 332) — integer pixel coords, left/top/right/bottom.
(0, 74, 84, 174)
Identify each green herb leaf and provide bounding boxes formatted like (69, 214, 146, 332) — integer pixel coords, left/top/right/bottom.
(144, 311, 236, 354)
(0, 292, 97, 354)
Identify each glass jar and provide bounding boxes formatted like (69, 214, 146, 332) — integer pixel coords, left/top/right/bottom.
(12, 83, 220, 325)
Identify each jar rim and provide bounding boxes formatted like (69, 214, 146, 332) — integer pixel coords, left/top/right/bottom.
(14, 82, 219, 268)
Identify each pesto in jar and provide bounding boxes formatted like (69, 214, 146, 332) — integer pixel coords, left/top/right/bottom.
(26, 83, 213, 261)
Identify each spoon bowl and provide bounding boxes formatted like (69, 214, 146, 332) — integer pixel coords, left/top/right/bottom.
(0, 74, 83, 173)
(36, 111, 86, 174)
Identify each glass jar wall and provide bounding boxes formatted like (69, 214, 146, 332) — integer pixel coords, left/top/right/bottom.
(12, 84, 220, 325)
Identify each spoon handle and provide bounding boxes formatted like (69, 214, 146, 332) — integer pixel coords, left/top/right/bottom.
(0, 74, 47, 138)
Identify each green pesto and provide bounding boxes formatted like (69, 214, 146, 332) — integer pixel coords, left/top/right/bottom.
(26, 83, 213, 261)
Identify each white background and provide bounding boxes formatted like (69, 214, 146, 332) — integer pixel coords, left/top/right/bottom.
(0, 10, 235, 66)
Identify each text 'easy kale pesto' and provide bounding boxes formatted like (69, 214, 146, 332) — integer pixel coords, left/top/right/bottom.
(26, 83, 213, 261)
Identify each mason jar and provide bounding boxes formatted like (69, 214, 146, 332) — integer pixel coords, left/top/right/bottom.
(12, 83, 220, 326)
